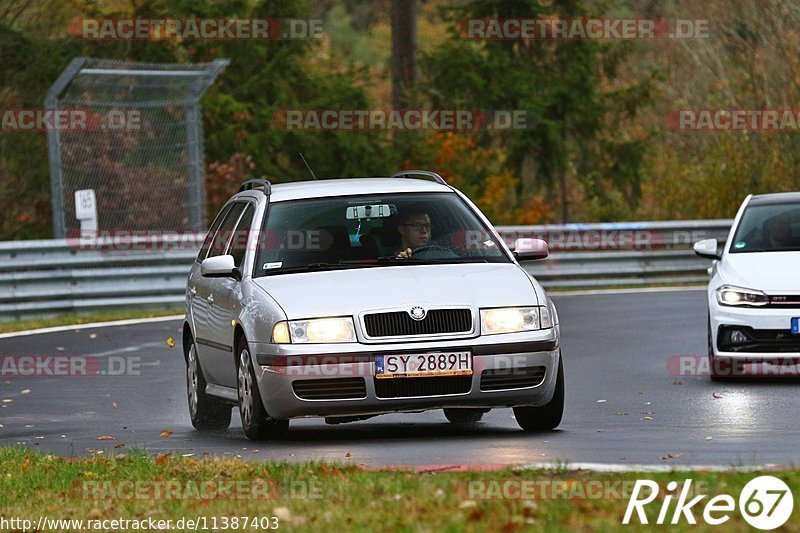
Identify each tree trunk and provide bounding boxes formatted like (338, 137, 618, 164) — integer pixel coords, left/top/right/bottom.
(390, 0, 417, 109)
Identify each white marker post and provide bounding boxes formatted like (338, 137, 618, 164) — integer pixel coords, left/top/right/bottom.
(74, 189, 98, 243)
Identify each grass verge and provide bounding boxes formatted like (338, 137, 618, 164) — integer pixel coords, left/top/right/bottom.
(0, 308, 183, 334)
(1, 447, 797, 531)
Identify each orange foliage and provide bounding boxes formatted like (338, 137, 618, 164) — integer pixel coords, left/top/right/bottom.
(409, 132, 556, 225)
(205, 153, 264, 219)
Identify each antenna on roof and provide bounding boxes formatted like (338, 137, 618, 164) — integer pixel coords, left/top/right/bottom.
(299, 153, 318, 180)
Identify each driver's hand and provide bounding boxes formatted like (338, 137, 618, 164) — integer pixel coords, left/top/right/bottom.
(396, 248, 412, 259)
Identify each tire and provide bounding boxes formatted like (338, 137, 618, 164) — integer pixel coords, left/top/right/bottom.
(185, 336, 232, 431)
(513, 353, 564, 432)
(236, 336, 289, 440)
(443, 408, 489, 425)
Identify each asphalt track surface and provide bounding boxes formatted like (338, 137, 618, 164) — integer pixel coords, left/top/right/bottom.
(1, 289, 798, 467)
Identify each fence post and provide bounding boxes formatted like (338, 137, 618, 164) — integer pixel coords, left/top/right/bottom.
(45, 57, 88, 239)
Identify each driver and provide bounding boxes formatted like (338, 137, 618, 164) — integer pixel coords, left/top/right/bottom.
(395, 210, 432, 258)
(763, 212, 792, 249)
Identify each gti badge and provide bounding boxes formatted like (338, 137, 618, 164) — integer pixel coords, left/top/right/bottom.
(409, 306, 426, 321)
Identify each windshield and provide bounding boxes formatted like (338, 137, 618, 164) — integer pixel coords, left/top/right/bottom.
(254, 192, 510, 276)
(730, 201, 800, 253)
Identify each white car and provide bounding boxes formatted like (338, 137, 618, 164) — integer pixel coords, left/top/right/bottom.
(694, 192, 800, 379)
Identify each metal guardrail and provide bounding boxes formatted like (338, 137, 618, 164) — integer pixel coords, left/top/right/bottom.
(0, 220, 733, 321)
(498, 219, 732, 289)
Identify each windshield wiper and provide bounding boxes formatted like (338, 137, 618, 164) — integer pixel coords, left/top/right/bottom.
(262, 262, 355, 274)
(262, 260, 390, 275)
(263, 257, 492, 275)
(376, 255, 489, 264)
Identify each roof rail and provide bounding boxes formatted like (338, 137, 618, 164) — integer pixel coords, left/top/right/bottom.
(239, 179, 272, 195)
(389, 170, 448, 186)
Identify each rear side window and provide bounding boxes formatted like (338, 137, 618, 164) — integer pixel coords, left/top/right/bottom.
(229, 204, 255, 268)
(208, 203, 246, 258)
(197, 203, 232, 262)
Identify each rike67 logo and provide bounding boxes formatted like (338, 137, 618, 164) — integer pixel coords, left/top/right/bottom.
(623, 476, 794, 530)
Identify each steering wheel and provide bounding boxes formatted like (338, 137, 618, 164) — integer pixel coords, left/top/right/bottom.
(411, 243, 460, 259)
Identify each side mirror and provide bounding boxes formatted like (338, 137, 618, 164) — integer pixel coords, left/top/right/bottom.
(513, 238, 549, 261)
(693, 239, 721, 260)
(201, 255, 240, 280)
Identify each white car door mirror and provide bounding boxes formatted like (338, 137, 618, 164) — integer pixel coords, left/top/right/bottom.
(513, 238, 549, 261)
(201, 255, 240, 279)
(693, 238, 721, 260)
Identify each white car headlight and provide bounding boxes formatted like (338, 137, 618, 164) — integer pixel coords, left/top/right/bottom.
(480, 306, 552, 334)
(272, 317, 356, 344)
(716, 285, 769, 307)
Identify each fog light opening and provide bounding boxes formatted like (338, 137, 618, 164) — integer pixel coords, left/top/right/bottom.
(729, 329, 748, 344)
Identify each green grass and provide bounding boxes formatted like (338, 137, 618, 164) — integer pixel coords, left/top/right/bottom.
(1, 447, 797, 531)
(0, 308, 183, 334)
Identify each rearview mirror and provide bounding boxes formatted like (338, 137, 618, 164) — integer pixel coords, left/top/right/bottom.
(346, 204, 395, 220)
(693, 238, 721, 260)
(201, 255, 240, 280)
(513, 238, 549, 261)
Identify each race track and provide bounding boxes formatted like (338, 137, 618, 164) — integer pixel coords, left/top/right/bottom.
(1, 289, 798, 467)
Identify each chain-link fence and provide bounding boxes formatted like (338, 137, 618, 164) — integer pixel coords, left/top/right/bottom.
(46, 57, 228, 238)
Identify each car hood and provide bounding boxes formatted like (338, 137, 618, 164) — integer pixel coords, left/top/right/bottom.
(252, 263, 538, 319)
(720, 252, 800, 292)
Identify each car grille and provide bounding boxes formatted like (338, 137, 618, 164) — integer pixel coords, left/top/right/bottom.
(373, 376, 472, 398)
(363, 309, 472, 338)
(292, 378, 367, 400)
(767, 295, 800, 308)
(480, 366, 547, 391)
(717, 326, 800, 353)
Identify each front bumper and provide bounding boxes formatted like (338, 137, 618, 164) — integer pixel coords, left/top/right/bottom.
(710, 300, 800, 360)
(250, 329, 560, 419)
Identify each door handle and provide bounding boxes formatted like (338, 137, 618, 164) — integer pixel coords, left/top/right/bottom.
(207, 294, 214, 304)
(190, 286, 197, 296)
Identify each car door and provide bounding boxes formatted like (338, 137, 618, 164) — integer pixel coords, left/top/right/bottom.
(189, 203, 232, 361)
(206, 202, 256, 388)
(195, 202, 246, 386)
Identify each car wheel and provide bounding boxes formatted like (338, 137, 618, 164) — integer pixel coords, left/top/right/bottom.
(236, 336, 289, 441)
(186, 337, 232, 431)
(513, 353, 564, 432)
(443, 408, 489, 425)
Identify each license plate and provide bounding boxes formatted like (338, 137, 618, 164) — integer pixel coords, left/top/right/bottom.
(375, 351, 472, 379)
(792, 318, 800, 335)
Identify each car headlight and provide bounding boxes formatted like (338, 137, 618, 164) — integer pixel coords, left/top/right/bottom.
(272, 317, 356, 344)
(716, 285, 769, 307)
(480, 306, 552, 334)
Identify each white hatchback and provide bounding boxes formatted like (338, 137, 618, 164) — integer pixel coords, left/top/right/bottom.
(694, 192, 800, 379)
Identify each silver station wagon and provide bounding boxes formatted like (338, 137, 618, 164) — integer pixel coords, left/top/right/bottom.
(183, 171, 564, 440)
